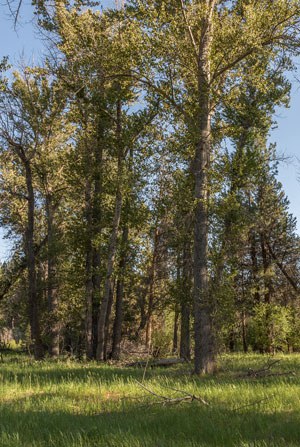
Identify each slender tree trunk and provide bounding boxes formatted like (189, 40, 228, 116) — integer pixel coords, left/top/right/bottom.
(104, 282, 114, 359)
(241, 310, 248, 353)
(85, 179, 94, 359)
(180, 241, 191, 360)
(111, 224, 128, 359)
(193, 5, 215, 374)
(24, 159, 44, 360)
(260, 232, 272, 352)
(96, 99, 123, 361)
(91, 116, 104, 358)
(266, 241, 298, 292)
(145, 228, 159, 351)
(46, 194, 59, 357)
(250, 231, 261, 303)
(96, 181, 122, 360)
(172, 305, 179, 354)
(135, 289, 148, 338)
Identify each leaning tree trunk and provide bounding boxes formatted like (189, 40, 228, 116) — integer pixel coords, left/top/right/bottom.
(193, 5, 215, 374)
(46, 193, 59, 357)
(24, 159, 44, 359)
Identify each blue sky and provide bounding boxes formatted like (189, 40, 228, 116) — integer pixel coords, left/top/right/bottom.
(0, 2, 299, 261)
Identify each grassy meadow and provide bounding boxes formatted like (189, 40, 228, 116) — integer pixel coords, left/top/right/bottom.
(0, 353, 299, 447)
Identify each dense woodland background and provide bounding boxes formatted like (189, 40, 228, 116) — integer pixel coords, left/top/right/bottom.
(0, 0, 299, 374)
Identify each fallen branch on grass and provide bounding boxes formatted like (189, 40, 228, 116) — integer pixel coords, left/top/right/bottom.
(238, 359, 295, 379)
(135, 380, 209, 406)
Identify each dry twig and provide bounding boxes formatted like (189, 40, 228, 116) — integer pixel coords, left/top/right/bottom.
(134, 380, 209, 406)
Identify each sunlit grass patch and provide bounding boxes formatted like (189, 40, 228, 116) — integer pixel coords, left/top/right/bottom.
(0, 353, 299, 446)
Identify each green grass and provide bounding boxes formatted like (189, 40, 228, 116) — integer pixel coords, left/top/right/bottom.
(0, 353, 300, 447)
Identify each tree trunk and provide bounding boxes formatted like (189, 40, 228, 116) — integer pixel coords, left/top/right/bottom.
(84, 178, 94, 359)
(193, 5, 215, 374)
(96, 98, 123, 360)
(91, 124, 104, 358)
(180, 241, 191, 360)
(145, 228, 159, 351)
(111, 224, 129, 360)
(104, 282, 114, 359)
(241, 310, 248, 353)
(250, 231, 261, 303)
(260, 232, 272, 352)
(172, 305, 179, 354)
(24, 159, 44, 360)
(46, 193, 59, 357)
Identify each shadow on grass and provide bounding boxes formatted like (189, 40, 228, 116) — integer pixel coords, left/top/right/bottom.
(1, 399, 300, 447)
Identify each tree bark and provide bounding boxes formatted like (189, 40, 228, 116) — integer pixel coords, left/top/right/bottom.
(46, 193, 59, 357)
(172, 305, 179, 354)
(104, 282, 114, 359)
(111, 224, 128, 360)
(24, 158, 44, 359)
(91, 121, 104, 357)
(145, 228, 159, 351)
(193, 4, 215, 374)
(180, 241, 191, 360)
(96, 98, 123, 360)
(84, 178, 94, 359)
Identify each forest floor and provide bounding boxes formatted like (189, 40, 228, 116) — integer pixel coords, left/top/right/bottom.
(0, 353, 299, 447)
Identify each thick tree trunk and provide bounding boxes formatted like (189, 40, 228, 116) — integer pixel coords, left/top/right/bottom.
(193, 5, 215, 374)
(46, 194, 59, 357)
(24, 159, 44, 360)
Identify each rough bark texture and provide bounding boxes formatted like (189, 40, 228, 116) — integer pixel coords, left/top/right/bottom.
(193, 2, 215, 374)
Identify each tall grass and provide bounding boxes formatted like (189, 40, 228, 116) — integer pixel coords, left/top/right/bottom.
(0, 353, 299, 446)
